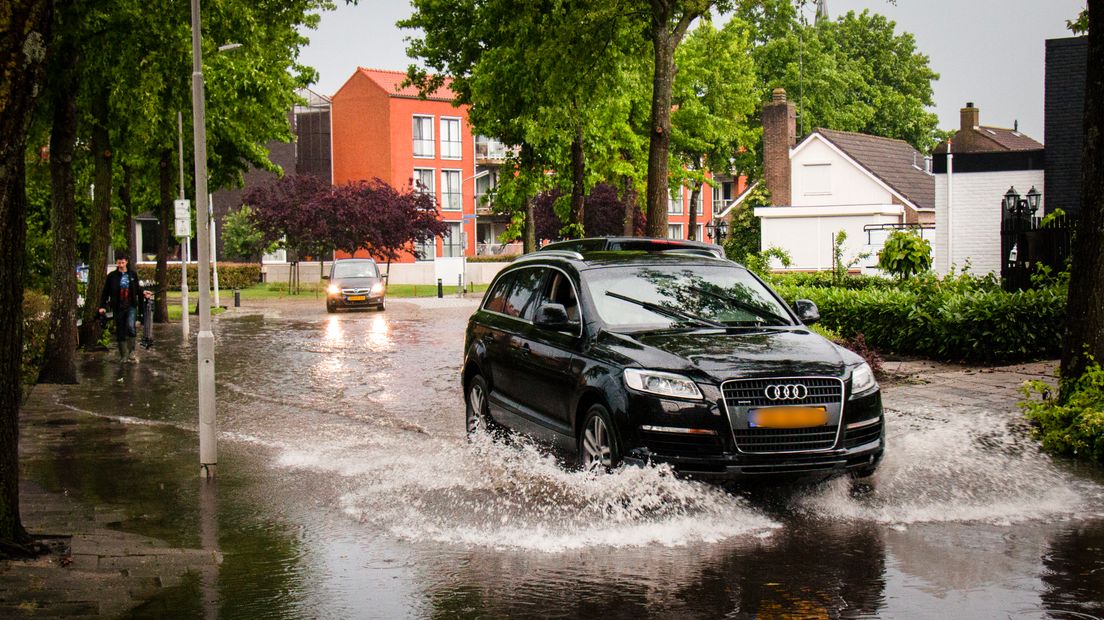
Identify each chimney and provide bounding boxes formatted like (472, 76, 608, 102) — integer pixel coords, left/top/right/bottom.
(960, 102, 979, 131)
(762, 88, 796, 206)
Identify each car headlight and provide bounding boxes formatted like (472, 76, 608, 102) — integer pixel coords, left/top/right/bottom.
(851, 362, 878, 394)
(371, 282, 384, 295)
(624, 369, 703, 400)
(327, 284, 340, 295)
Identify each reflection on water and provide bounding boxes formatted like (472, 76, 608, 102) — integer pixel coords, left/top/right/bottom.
(27, 304, 1104, 618)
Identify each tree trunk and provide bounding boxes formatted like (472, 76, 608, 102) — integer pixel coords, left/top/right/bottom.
(688, 184, 700, 240)
(121, 164, 136, 265)
(38, 40, 80, 385)
(1061, 0, 1104, 398)
(155, 150, 171, 323)
(79, 87, 112, 348)
(0, 0, 52, 551)
(644, 3, 700, 238)
(569, 125, 585, 237)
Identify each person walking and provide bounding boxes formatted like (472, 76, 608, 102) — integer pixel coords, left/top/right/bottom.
(98, 255, 152, 362)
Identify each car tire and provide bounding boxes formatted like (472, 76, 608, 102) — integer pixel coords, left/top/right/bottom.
(326, 301, 337, 313)
(578, 404, 621, 472)
(376, 303, 385, 311)
(465, 375, 501, 439)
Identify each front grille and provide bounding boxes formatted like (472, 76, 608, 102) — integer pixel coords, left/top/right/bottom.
(640, 431, 723, 457)
(844, 419, 883, 448)
(732, 426, 838, 453)
(342, 288, 371, 295)
(722, 377, 842, 408)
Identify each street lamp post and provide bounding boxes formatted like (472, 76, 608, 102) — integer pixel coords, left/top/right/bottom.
(190, 0, 217, 479)
(706, 218, 729, 245)
(1002, 185, 1042, 220)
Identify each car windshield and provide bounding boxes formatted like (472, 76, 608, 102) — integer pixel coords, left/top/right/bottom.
(332, 262, 378, 279)
(584, 265, 793, 330)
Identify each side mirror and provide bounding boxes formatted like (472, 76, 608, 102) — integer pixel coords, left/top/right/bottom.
(793, 299, 820, 324)
(533, 303, 578, 331)
(321, 274, 330, 280)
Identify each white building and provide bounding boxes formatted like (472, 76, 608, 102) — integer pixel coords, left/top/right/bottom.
(931, 103, 1045, 275)
(753, 90, 935, 272)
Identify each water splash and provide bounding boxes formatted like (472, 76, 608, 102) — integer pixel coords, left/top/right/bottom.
(798, 407, 1092, 526)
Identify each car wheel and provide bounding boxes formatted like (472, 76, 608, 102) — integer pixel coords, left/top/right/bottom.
(377, 303, 385, 311)
(326, 301, 337, 313)
(465, 375, 500, 438)
(578, 404, 621, 472)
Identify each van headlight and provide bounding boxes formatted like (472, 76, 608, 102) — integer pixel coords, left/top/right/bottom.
(851, 362, 878, 394)
(624, 369, 703, 400)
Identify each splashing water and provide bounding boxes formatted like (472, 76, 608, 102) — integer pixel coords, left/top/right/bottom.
(798, 406, 1094, 526)
(278, 431, 779, 552)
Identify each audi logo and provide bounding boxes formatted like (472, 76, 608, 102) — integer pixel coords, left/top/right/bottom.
(764, 384, 808, 401)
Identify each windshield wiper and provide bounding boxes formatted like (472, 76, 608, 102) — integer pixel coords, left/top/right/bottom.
(687, 285, 791, 326)
(605, 291, 726, 329)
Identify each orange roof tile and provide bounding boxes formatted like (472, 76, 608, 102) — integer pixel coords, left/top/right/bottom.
(357, 68, 456, 102)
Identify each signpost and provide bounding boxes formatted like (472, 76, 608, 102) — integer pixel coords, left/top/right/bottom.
(174, 197, 191, 335)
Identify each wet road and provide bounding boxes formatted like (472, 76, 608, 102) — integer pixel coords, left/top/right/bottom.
(22, 298, 1104, 619)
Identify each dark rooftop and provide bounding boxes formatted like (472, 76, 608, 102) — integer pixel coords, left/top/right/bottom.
(815, 128, 936, 210)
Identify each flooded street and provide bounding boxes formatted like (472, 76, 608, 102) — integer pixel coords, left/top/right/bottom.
(19, 298, 1104, 618)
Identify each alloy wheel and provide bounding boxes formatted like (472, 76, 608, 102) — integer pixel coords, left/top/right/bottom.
(582, 415, 612, 470)
(466, 381, 485, 436)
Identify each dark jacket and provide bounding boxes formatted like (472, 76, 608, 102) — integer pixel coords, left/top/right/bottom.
(100, 268, 144, 314)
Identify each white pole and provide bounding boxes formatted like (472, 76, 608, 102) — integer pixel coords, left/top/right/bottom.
(191, 0, 217, 478)
(178, 112, 190, 335)
(947, 139, 954, 274)
(209, 193, 220, 308)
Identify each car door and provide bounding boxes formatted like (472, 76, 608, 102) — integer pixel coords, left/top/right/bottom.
(515, 268, 583, 440)
(481, 267, 546, 423)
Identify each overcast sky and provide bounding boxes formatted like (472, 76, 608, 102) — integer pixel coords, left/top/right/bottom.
(297, 0, 1087, 144)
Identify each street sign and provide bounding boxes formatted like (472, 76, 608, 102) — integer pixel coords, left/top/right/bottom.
(175, 218, 191, 238)
(461, 214, 477, 221)
(174, 199, 190, 220)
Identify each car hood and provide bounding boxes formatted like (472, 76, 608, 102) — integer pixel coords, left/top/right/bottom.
(595, 328, 854, 381)
(331, 276, 381, 289)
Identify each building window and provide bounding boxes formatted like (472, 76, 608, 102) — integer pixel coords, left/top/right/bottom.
(668, 187, 683, 214)
(475, 167, 498, 208)
(413, 115, 434, 158)
(413, 168, 435, 196)
(441, 118, 462, 159)
(475, 135, 507, 160)
(713, 180, 734, 205)
(804, 162, 831, 195)
(443, 222, 464, 257)
(441, 169, 462, 211)
(694, 224, 704, 242)
(667, 224, 683, 239)
(414, 236, 436, 261)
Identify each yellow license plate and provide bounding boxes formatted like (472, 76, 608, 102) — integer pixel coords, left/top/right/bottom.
(347, 295, 366, 301)
(749, 406, 828, 429)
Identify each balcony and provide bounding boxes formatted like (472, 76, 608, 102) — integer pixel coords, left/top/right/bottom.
(475, 136, 509, 163)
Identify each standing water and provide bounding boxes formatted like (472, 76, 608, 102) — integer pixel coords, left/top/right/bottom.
(26, 299, 1104, 618)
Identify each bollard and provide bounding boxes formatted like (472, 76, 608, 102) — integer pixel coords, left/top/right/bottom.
(457, 275, 463, 298)
(234, 289, 240, 307)
(437, 278, 443, 298)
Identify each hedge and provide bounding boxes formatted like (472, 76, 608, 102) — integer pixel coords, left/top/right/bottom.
(22, 291, 50, 401)
(136, 262, 261, 290)
(774, 283, 1066, 362)
(1021, 362, 1104, 463)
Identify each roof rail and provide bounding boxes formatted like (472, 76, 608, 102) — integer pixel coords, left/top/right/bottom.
(517, 249, 584, 262)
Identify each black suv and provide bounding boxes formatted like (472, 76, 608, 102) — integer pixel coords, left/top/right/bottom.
(461, 250, 884, 481)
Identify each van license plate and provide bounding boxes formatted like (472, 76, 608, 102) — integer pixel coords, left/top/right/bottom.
(749, 406, 828, 428)
(347, 295, 366, 301)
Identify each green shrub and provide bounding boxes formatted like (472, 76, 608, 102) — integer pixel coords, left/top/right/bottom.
(831, 230, 870, 286)
(1021, 362, 1104, 463)
(136, 263, 261, 290)
(21, 291, 50, 401)
(773, 282, 1065, 362)
(767, 271, 894, 291)
(743, 246, 791, 276)
(878, 230, 932, 279)
(467, 255, 519, 263)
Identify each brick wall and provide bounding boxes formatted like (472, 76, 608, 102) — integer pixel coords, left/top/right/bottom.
(934, 169, 1045, 275)
(1045, 36, 1088, 217)
(762, 89, 796, 206)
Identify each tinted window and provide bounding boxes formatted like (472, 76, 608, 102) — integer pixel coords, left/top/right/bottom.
(502, 268, 545, 318)
(538, 270, 580, 323)
(483, 272, 517, 314)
